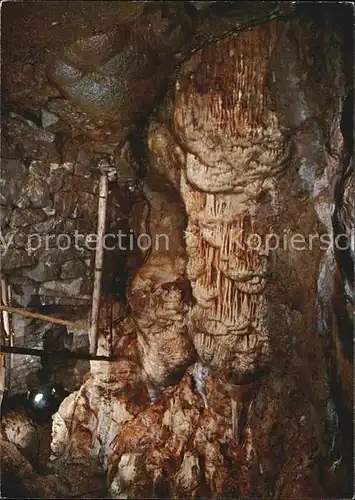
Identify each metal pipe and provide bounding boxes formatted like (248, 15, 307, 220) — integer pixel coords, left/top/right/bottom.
(0, 344, 119, 362)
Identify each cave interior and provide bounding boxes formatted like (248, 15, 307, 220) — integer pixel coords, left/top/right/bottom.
(0, 1, 353, 499)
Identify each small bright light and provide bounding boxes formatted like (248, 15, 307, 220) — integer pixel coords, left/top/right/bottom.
(34, 393, 44, 403)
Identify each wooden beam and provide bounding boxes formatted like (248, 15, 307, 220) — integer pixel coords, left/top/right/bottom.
(0, 353, 4, 409)
(0, 305, 88, 330)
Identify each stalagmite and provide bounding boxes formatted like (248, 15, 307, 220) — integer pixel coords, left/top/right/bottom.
(231, 397, 240, 440)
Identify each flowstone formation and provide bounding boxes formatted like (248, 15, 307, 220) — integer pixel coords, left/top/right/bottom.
(47, 15, 352, 499)
(47, 25, 169, 145)
(174, 23, 285, 383)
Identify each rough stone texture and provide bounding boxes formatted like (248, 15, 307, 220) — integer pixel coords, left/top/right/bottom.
(0, 124, 123, 395)
(1, 408, 39, 463)
(47, 25, 170, 146)
(1, 2, 353, 499)
(0, 439, 106, 499)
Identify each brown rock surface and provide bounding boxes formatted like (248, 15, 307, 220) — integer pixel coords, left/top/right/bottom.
(1, 2, 352, 499)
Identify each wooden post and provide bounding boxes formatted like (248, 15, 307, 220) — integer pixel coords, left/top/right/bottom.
(1, 279, 11, 340)
(89, 173, 108, 355)
(0, 346, 5, 409)
(0, 277, 13, 393)
(6, 279, 14, 372)
(0, 292, 5, 408)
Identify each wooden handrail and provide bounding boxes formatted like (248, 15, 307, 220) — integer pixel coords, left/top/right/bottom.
(0, 305, 88, 331)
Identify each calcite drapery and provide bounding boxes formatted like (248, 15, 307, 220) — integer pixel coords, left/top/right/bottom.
(173, 23, 287, 382)
(128, 178, 197, 391)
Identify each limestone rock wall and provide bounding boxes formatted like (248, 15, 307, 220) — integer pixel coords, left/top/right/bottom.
(0, 114, 141, 393)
